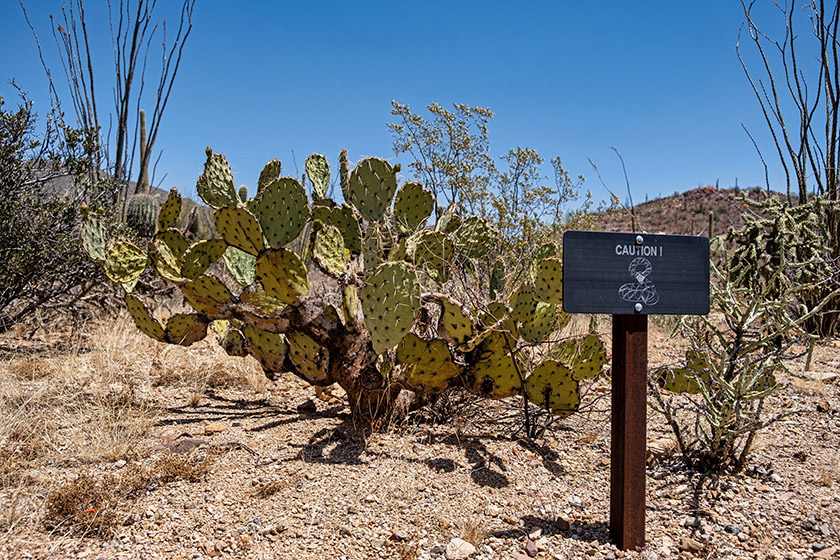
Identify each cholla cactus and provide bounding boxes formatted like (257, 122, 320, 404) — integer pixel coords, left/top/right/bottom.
(84, 150, 606, 424)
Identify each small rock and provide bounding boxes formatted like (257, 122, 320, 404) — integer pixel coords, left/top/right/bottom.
(814, 547, 839, 559)
(370, 538, 386, 550)
(524, 539, 538, 557)
(511, 553, 530, 560)
(552, 517, 571, 531)
(605, 553, 617, 560)
(679, 536, 703, 555)
(112, 459, 127, 469)
(769, 472, 783, 483)
(445, 538, 476, 560)
(804, 371, 838, 383)
(391, 529, 411, 542)
(486, 505, 503, 517)
(363, 494, 378, 504)
(430, 544, 446, 555)
(816, 401, 832, 413)
(203, 541, 221, 558)
(296, 399, 317, 412)
(819, 524, 832, 536)
(204, 422, 226, 435)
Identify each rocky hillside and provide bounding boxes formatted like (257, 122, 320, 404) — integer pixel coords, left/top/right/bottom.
(593, 186, 777, 237)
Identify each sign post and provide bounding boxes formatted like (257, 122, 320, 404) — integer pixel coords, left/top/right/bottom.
(563, 231, 709, 550)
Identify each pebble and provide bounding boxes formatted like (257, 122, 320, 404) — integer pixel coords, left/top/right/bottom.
(524, 539, 538, 557)
(679, 536, 703, 555)
(445, 538, 476, 560)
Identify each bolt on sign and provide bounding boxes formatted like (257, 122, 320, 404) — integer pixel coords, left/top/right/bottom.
(562, 230, 710, 550)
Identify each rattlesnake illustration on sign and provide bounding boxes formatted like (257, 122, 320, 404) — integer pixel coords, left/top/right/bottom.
(618, 257, 659, 306)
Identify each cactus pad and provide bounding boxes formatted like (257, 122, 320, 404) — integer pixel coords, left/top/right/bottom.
(552, 334, 606, 381)
(312, 203, 363, 255)
(455, 216, 498, 258)
(219, 326, 247, 357)
(239, 286, 288, 315)
(525, 359, 580, 416)
(438, 295, 474, 344)
(435, 202, 461, 233)
(255, 248, 309, 305)
(253, 177, 309, 248)
(196, 152, 240, 208)
(533, 257, 563, 304)
(407, 231, 454, 283)
(149, 235, 184, 284)
(181, 239, 227, 279)
(287, 330, 329, 382)
(313, 223, 347, 277)
(223, 246, 257, 286)
(347, 157, 398, 221)
(396, 333, 463, 390)
(394, 181, 434, 233)
(214, 207, 265, 256)
(361, 262, 421, 354)
(242, 324, 288, 372)
(125, 294, 165, 341)
(165, 314, 208, 346)
(81, 213, 107, 262)
(182, 275, 233, 314)
(489, 260, 506, 300)
(472, 332, 522, 399)
(656, 350, 711, 394)
(257, 158, 282, 195)
(529, 242, 557, 279)
(305, 153, 331, 200)
(158, 189, 182, 231)
(103, 240, 149, 288)
(509, 285, 537, 323)
(517, 302, 559, 343)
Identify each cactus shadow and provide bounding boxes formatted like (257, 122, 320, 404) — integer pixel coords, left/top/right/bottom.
(158, 392, 293, 428)
(288, 415, 368, 465)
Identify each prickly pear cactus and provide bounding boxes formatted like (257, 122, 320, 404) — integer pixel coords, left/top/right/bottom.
(83, 148, 606, 425)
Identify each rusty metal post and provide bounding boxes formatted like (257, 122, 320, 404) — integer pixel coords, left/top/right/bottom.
(610, 314, 648, 550)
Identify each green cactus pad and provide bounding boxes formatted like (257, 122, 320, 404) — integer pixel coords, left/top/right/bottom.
(287, 330, 329, 382)
(361, 262, 421, 354)
(103, 239, 149, 288)
(182, 275, 233, 314)
(533, 257, 564, 304)
(220, 327, 247, 357)
(455, 216, 499, 258)
(552, 334, 606, 381)
(529, 242, 557, 279)
(313, 223, 347, 277)
(239, 286, 288, 315)
(165, 314, 208, 346)
(305, 153, 331, 200)
(393, 181, 434, 233)
(223, 246, 257, 286)
(181, 239, 227, 279)
(517, 301, 559, 343)
(489, 260, 506, 300)
(407, 231, 454, 283)
(242, 324, 288, 372)
(472, 332, 522, 399)
(255, 248, 309, 305)
(435, 202, 461, 233)
(81, 213, 107, 262)
(347, 157, 398, 221)
(311, 203, 363, 255)
(396, 333, 463, 390)
(125, 294, 165, 341)
(525, 359, 580, 417)
(509, 285, 537, 323)
(438, 295, 474, 344)
(656, 350, 711, 394)
(158, 189, 182, 231)
(253, 177, 309, 248)
(149, 236, 183, 284)
(214, 207, 265, 256)
(257, 158, 282, 195)
(196, 152, 240, 209)
(363, 226, 384, 274)
(211, 320, 229, 340)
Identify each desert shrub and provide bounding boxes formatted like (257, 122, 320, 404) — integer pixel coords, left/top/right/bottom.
(0, 92, 121, 331)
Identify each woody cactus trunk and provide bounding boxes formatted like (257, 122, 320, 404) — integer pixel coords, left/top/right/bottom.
(82, 149, 606, 424)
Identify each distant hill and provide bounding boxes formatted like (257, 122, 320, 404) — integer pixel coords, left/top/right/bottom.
(592, 186, 777, 237)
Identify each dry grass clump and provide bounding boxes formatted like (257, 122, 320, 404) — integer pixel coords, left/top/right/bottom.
(455, 515, 487, 546)
(6, 357, 51, 380)
(43, 451, 215, 537)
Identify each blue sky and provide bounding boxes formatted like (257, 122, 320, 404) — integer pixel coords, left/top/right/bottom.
(1, 2, 797, 206)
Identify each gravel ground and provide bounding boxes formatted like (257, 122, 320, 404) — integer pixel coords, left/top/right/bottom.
(1, 321, 838, 560)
